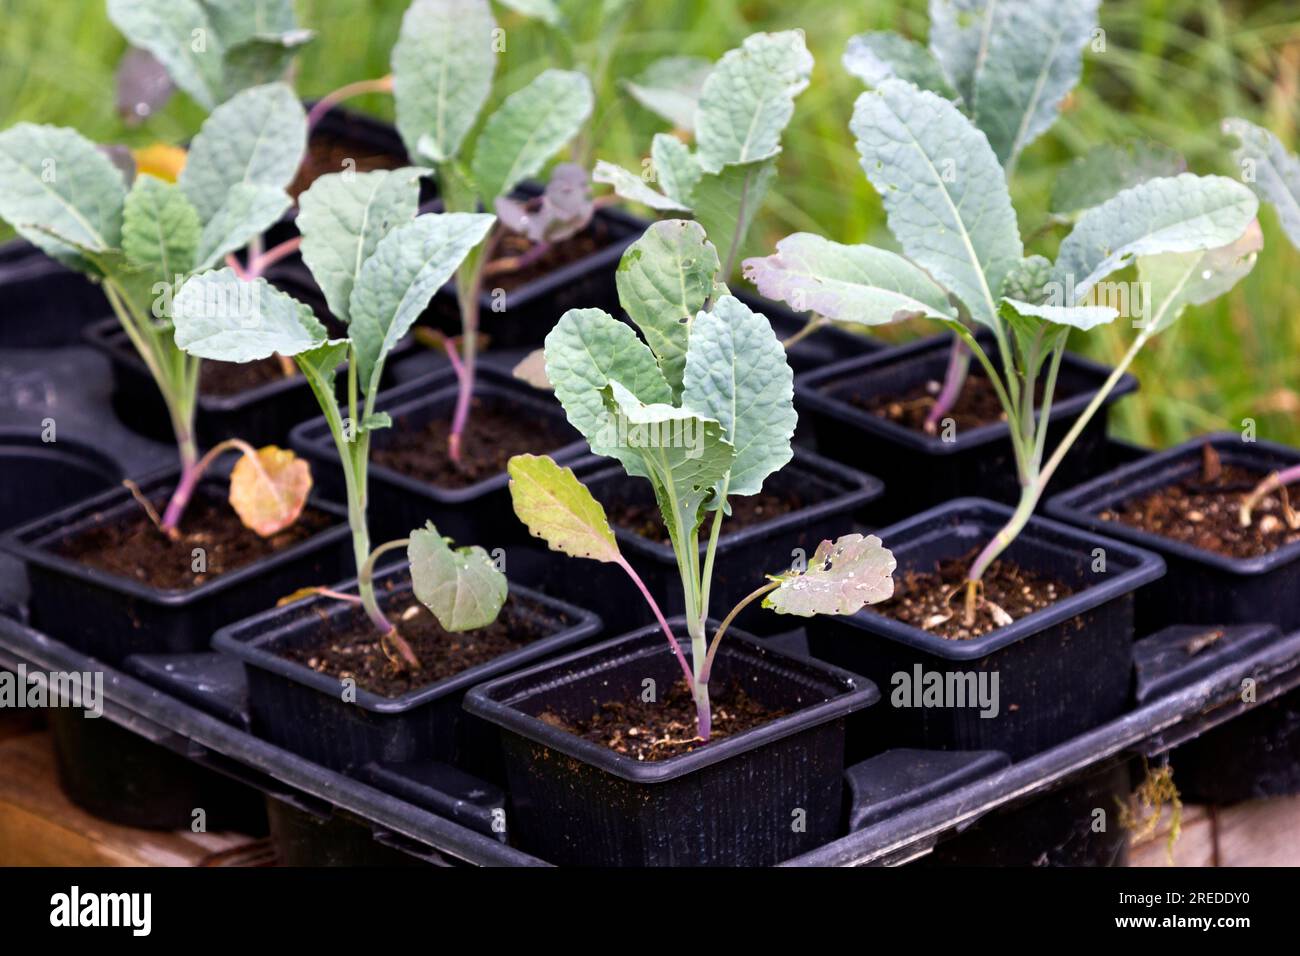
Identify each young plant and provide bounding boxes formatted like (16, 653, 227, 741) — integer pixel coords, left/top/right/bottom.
(171, 169, 506, 667)
(593, 30, 813, 281)
(109, 0, 314, 119)
(0, 82, 313, 540)
(745, 78, 1261, 628)
(507, 221, 895, 739)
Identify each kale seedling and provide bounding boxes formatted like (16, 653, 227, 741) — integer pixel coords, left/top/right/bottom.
(507, 221, 895, 739)
(0, 82, 315, 540)
(172, 169, 506, 668)
(746, 78, 1261, 628)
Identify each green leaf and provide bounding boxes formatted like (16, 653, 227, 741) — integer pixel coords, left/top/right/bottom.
(470, 69, 593, 205)
(295, 338, 351, 424)
(173, 268, 326, 361)
(348, 212, 496, 394)
(179, 82, 306, 224)
(121, 174, 200, 284)
(615, 220, 721, 394)
(695, 31, 813, 174)
(843, 32, 957, 99)
(652, 134, 703, 207)
(297, 168, 423, 326)
(507, 454, 622, 562)
(193, 182, 291, 269)
(221, 29, 314, 97)
(494, 0, 562, 26)
(1223, 117, 1300, 250)
(969, 0, 1098, 168)
(851, 79, 1022, 327)
(623, 55, 713, 133)
(742, 232, 957, 326)
(392, 0, 496, 165)
(592, 161, 691, 211)
(762, 533, 896, 616)
(1001, 296, 1118, 332)
(0, 123, 128, 257)
(927, 0, 990, 107)
(1137, 221, 1262, 334)
(691, 157, 777, 276)
(201, 0, 298, 44)
(1002, 255, 1054, 304)
(543, 307, 673, 465)
(1052, 174, 1260, 303)
(1050, 141, 1186, 220)
(408, 522, 507, 632)
(108, 0, 224, 110)
(681, 295, 795, 497)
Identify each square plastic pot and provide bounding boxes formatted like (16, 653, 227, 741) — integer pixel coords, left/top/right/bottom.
(290, 364, 585, 545)
(463, 618, 880, 866)
(1, 468, 352, 665)
(793, 333, 1138, 523)
(212, 562, 602, 777)
(804, 497, 1165, 761)
(512, 448, 884, 637)
(731, 289, 883, 374)
(0, 241, 108, 349)
(0, 428, 120, 533)
(1045, 432, 1300, 634)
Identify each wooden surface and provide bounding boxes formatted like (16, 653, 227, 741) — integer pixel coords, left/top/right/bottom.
(1129, 797, 1300, 867)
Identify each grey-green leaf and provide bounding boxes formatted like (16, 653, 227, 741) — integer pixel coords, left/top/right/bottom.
(851, 79, 1022, 327)
(1223, 117, 1300, 249)
(623, 55, 714, 133)
(1001, 296, 1118, 332)
(392, 0, 496, 165)
(193, 182, 292, 269)
(592, 161, 691, 211)
(843, 32, 957, 100)
(348, 212, 496, 393)
(695, 31, 813, 174)
(108, 0, 224, 110)
(742, 233, 957, 326)
(652, 134, 703, 207)
(179, 82, 306, 223)
(297, 168, 423, 326)
(691, 157, 777, 277)
(470, 69, 593, 205)
(927, 0, 990, 107)
(615, 220, 720, 394)
(1049, 141, 1186, 219)
(494, 0, 562, 25)
(1052, 174, 1260, 302)
(173, 268, 326, 361)
(681, 295, 795, 497)
(544, 307, 673, 469)
(221, 29, 314, 97)
(408, 523, 507, 632)
(763, 533, 896, 617)
(1138, 221, 1262, 334)
(121, 174, 200, 283)
(0, 123, 128, 256)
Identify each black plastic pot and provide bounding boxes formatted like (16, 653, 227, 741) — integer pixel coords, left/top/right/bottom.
(2, 468, 352, 665)
(0, 242, 108, 349)
(511, 448, 884, 637)
(804, 498, 1165, 761)
(290, 364, 585, 545)
(731, 289, 883, 374)
(1046, 432, 1300, 634)
(212, 562, 601, 778)
(0, 429, 120, 533)
(464, 618, 879, 866)
(794, 333, 1138, 523)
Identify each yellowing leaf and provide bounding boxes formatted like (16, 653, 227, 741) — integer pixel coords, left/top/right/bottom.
(229, 445, 312, 537)
(511, 349, 552, 390)
(508, 454, 621, 563)
(763, 533, 896, 617)
(132, 143, 187, 182)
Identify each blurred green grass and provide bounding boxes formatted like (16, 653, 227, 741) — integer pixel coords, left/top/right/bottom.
(2, 0, 1297, 450)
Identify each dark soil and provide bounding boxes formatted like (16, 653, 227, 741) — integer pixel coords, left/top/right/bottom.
(608, 489, 805, 545)
(541, 678, 786, 761)
(851, 368, 1080, 433)
(280, 590, 552, 697)
(872, 550, 1075, 640)
(56, 490, 332, 591)
(1101, 461, 1300, 559)
(488, 219, 614, 292)
(372, 399, 571, 488)
(289, 133, 406, 200)
(199, 356, 294, 397)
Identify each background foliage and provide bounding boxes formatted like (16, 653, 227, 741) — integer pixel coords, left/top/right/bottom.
(2, 0, 1297, 449)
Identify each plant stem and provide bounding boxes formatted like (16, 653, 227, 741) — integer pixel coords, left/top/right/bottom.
(700, 580, 778, 685)
(612, 555, 695, 689)
(925, 337, 971, 433)
(358, 538, 408, 634)
(781, 315, 829, 350)
(159, 437, 256, 535)
(1241, 464, 1300, 526)
(448, 232, 497, 464)
(963, 481, 1041, 625)
(306, 76, 394, 130)
(686, 613, 712, 741)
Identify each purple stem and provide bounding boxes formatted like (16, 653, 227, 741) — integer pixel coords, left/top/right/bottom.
(614, 555, 696, 691)
(925, 337, 971, 433)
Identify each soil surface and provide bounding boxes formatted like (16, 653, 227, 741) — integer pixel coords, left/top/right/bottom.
(851, 368, 1079, 433)
(608, 489, 806, 545)
(280, 591, 552, 697)
(541, 678, 786, 761)
(372, 399, 571, 488)
(1100, 458, 1300, 559)
(57, 490, 332, 590)
(488, 220, 615, 292)
(199, 356, 294, 397)
(872, 550, 1075, 640)
(289, 134, 407, 199)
